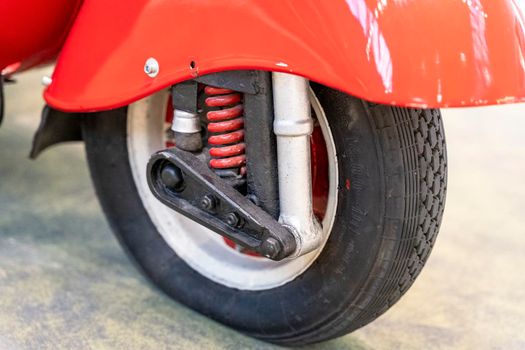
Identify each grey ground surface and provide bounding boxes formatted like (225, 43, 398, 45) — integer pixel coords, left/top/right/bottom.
(0, 68, 524, 350)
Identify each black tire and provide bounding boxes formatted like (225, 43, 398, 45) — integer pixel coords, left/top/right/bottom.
(82, 83, 447, 346)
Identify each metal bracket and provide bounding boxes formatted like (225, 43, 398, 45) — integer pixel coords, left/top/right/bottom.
(195, 70, 261, 94)
(243, 71, 279, 219)
(147, 147, 297, 260)
(170, 81, 202, 152)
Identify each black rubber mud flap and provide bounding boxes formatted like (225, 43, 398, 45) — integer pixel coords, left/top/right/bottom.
(30, 106, 84, 159)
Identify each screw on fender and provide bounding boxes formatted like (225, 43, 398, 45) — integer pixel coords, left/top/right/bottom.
(144, 57, 159, 78)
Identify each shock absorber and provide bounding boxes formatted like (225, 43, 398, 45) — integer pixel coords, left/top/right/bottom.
(204, 86, 247, 178)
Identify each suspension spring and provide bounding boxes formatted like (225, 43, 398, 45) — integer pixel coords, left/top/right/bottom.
(204, 86, 246, 177)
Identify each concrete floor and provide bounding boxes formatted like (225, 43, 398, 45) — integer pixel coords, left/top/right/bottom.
(1, 68, 524, 350)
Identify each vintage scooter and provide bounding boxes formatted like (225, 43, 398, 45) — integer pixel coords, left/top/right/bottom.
(2, 0, 525, 345)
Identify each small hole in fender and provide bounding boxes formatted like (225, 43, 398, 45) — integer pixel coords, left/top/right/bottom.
(190, 61, 196, 69)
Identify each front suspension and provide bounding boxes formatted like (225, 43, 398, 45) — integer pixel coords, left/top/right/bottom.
(147, 71, 323, 260)
(147, 147, 296, 260)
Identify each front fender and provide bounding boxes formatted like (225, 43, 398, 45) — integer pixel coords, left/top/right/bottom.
(45, 0, 525, 111)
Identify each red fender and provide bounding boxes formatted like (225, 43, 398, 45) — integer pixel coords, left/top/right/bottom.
(44, 0, 525, 111)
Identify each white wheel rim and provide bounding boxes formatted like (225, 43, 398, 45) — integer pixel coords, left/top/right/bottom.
(127, 88, 338, 290)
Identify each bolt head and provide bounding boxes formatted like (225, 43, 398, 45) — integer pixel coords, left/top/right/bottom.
(261, 237, 281, 259)
(160, 164, 183, 191)
(144, 57, 159, 78)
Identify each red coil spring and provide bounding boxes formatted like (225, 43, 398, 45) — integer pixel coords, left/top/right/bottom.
(204, 86, 246, 176)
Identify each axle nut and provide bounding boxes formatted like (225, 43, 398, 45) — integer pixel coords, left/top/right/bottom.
(261, 237, 281, 259)
(160, 164, 183, 191)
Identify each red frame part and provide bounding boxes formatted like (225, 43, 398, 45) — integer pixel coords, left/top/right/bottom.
(43, 0, 525, 111)
(0, 0, 82, 74)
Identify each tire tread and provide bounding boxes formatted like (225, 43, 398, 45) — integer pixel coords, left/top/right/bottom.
(286, 104, 447, 345)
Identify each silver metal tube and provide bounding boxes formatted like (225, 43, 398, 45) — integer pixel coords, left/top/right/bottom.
(171, 109, 200, 134)
(272, 72, 323, 257)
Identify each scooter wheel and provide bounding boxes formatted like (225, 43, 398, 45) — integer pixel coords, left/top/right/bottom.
(83, 82, 447, 346)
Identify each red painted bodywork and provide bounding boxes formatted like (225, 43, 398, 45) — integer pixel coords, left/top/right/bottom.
(0, 0, 82, 75)
(43, 0, 525, 111)
(3, 1, 525, 111)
